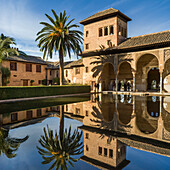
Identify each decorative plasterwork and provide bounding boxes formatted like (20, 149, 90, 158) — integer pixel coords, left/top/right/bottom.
(164, 49, 170, 63)
(118, 54, 133, 63)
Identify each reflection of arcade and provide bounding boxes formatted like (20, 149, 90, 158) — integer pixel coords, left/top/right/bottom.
(77, 94, 170, 159)
(80, 128, 130, 169)
(117, 95, 133, 125)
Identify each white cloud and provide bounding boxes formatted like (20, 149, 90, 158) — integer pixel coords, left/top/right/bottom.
(0, 0, 42, 41)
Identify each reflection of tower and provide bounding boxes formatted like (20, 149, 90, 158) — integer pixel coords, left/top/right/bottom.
(80, 128, 130, 169)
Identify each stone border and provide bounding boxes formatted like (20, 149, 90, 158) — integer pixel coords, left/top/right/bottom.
(102, 91, 170, 96)
(0, 93, 90, 104)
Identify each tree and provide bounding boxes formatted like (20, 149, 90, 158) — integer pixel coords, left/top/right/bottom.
(37, 106, 83, 170)
(0, 33, 25, 86)
(1, 67, 11, 86)
(36, 10, 83, 85)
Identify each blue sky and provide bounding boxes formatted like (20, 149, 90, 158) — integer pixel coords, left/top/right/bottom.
(0, 0, 170, 62)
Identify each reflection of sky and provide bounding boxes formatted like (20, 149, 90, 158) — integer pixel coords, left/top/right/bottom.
(125, 147, 170, 170)
(0, 117, 99, 170)
(0, 110, 170, 169)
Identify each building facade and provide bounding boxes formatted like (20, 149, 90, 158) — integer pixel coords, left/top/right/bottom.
(79, 8, 170, 93)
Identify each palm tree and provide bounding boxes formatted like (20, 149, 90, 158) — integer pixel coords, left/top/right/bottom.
(37, 106, 83, 170)
(0, 127, 29, 158)
(0, 34, 25, 86)
(36, 10, 83, 85)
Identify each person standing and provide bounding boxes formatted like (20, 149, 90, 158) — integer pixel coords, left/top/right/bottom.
(127, 81, 131, 91)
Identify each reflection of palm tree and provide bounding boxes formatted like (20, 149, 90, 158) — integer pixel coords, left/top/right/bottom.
(0, 127, 29, 158)
(37, 106, 83, 170)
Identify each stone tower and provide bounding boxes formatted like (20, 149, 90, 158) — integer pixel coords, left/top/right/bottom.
(80, 8, 131, 52)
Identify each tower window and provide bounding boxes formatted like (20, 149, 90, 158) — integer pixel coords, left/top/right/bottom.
(99, 28, 103, 37)
(104, 27, 108, 36)
(107, 40, 111, 46)
(86, 145, 89, 151)
(85, 44, 89, 49)
(98, 147, 102, 155)
(104, 148, 107, 156)
(109, 149, 113, 158)
(85, 67, 88, 73)
(85, 133, 89, 139)
(85, 110, 88, 116)
(110, 25, 114, 35)
(86, 31, 89, 37)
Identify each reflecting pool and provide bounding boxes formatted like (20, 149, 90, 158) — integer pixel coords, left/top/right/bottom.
(0, 94, 170, 170)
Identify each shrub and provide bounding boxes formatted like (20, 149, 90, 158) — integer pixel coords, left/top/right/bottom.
(0, 85, 90, 100)
(1, 67, 11, 86)
(30, 80, 34, 86)
(52, 77, 60, 85)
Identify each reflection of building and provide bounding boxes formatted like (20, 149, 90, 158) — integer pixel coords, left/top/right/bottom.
(0, 107, 53, 129)
(80, 128, 130, 169)
(63, 94, 170, 158)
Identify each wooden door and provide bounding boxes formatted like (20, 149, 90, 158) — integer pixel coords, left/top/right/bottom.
(23, 80, 28, 86)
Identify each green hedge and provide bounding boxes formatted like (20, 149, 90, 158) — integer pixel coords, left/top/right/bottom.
(0, 85, 90, 100)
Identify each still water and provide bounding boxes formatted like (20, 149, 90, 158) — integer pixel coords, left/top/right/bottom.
(0, 94, 170, 170)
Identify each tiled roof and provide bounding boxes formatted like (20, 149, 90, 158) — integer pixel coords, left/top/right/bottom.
(47, 61, 72, 69)
(118, 30, 170, 49)
(80, 8, 131, 25)
(64, 59, 84, 68)
(81, 30, 170, 57)
(6, 55, 47, 65)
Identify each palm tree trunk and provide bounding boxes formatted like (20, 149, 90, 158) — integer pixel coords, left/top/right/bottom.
(59, 105, 64, 144)
(0, 114, 3, 127)
(0, 61, 2, 86)
(59, 49, 64, 85)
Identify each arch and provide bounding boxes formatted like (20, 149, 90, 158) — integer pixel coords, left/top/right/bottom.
(135, 53, 159, 69)
(147, 96, 160, 117)
(101, 94, 115, 122)
(163, 58, 170, 92)
(117, 61, 133, 91)
(101, 62, 115, 91)
(147, 68, 160, 91)
(117, 95, 133, 125)
(135, 96, 158, 134)
(136, 53, 159, 91)
(162, 96, 170, 132)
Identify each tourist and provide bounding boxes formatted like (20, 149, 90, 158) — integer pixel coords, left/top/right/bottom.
(118, 81, 121, 91)
(127, 82, 131, 91)
(96, 83, 99, 92)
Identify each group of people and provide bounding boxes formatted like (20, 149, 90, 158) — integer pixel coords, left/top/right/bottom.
(118, 81, 131, 91)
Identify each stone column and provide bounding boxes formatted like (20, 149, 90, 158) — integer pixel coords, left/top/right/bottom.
(157, 96, 163, 139)
(132, 71, 136, 92)
(160, 71, 163, 93)
(115, 76, 118, 93)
